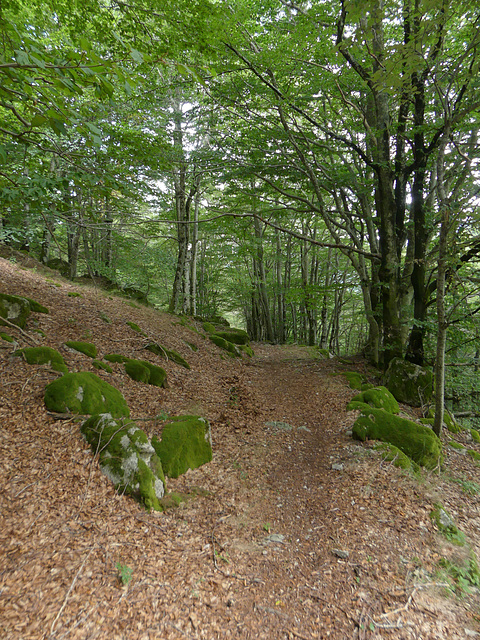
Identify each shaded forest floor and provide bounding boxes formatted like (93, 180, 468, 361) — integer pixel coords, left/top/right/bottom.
(1, 251, 480, 640)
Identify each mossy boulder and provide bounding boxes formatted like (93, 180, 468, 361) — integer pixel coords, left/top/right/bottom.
(104, 353, 129, 363)
(214, 328, 250, 345)
(81, 414, 165, 511)
(384, 357, 433, 406)
(239, 344, 254, 357)
(124, 359, 168, 387)
(209, 334, 239, 357)
(202, 321, 216, 335)
(14, 346, 68, 374)
(44, 372, 129, 417)
(0, 293, 31, 328)
(373, 442, 420, 473)
(342, 371, 366, 391)
(126, 321, 146, 335)
(92, 360, 113, 373)
(145, 342, 190, 369)
(352, 406, 443, 470)
(152, 415, 213, 479)
(347, 386, 399, 414)
(23, 297, 49, 313)
(426, 406, 463, 433)
(471, 429, 480, 444)
(65, 340, 97, 358)
(46, 257, 70, 276)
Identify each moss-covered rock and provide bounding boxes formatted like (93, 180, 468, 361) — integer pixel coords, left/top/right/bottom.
(0, 293, 31, 328)
(23, 297, 49, 313)
(151, 415, 213, 479)
(347, 386, 399, 413)
(0, 332, 14, 342)
(384, 357, 433, 406)
(44, 372, 129, 417)
(342, 371, 366, 390)
(81, 414, 165, 511)
(468, 449, 480, 462)
(214, 328, 250, 345)
(209, 334, 239, 357)
(125, 359, 151, 383)
(427, 407, 463, 433)
(14, 346, 68, 373)
(202, 321, 216, 335)
(104, 353, 129, 363)
(65, 340, 97, 358)
(92, 360, 113, 373)
(239, 344, 254, 357)
(126, 321, 146, 335)
(352, 406, 443, 470)
(46, 257, 70, 276)
(448, 440, 466, 450)
(373, 442, 420, 473)
(124, 359, 168, 387)
(145, 342, 190, 369)
(471, 429, 480, 444)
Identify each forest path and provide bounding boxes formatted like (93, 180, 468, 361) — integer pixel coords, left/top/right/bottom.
(1, 255, 479, 640)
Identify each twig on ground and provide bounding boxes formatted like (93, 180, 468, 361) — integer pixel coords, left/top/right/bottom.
(49, 546, 95, 636)
(0, 316, 39, 344)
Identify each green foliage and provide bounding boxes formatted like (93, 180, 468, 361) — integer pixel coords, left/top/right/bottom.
(116, 562, 133, 586)
(438, 554, 480, 595)
(430, 504, 466, 546)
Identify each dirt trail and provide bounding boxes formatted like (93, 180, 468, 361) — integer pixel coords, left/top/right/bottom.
(1, 256, 479, 640)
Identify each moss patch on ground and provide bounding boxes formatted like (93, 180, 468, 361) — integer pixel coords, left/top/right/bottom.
(352, 406, 443, 470)
(81, 414, 165, 511)
(65, 340, 97, 358)
(14, 346, 68, 373)
(0, 332, 14, 342)
(44, 372, 129, 417)
(152, 415, 213, 478)
(126, 321, 146, 335)
(347, 386, 399, 413)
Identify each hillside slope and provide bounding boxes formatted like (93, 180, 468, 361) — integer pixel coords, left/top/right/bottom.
(1, 254, 479, 640)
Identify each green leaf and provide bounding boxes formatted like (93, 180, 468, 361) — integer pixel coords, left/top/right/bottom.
(0, 146, 6, 164)
(129, 48, 144, 63)
(30, 114, 48, 127)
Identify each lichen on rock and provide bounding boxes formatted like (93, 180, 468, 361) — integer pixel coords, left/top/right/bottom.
(44, 371, 129, 417)
(152, 415, 213, 479)
(352, 406, 443, 470)
(81, 413, 166, 511)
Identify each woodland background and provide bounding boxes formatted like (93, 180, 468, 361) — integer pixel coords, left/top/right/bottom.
(2, 0, 480, 426)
